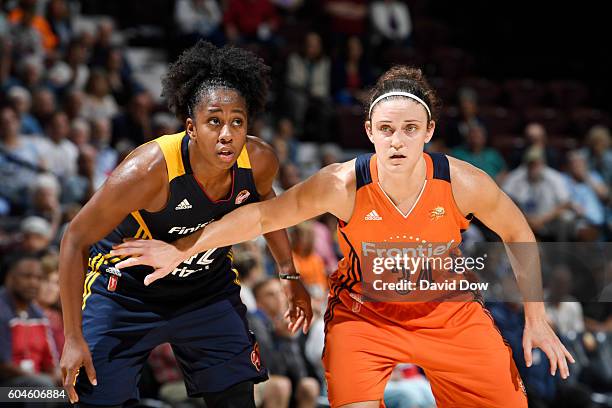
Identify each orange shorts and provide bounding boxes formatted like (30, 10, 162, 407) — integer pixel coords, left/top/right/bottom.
(322, 290, 528, 407)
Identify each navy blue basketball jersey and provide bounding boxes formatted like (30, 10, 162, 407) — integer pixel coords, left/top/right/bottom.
(85, 132, 260, 309)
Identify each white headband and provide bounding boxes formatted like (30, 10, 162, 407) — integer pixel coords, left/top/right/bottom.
(368, 91, 431, 119)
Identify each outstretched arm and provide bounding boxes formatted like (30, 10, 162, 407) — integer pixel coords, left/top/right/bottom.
(450, 157, 575, 379)
(112, 162, 352, 283)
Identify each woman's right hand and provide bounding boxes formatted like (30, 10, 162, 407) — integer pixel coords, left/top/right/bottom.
(60, 334, 97, 403)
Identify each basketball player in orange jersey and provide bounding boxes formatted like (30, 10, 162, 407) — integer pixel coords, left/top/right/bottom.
(112, 66, 574, 407)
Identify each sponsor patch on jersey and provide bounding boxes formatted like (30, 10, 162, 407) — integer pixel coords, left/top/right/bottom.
(107, 275, 118, 292)
(235, 189, 251, 205)
(429, 206, 446, 221)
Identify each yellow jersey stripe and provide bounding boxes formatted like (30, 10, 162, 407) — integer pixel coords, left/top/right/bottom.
(131, 211, 153, 239)
(82, 272, 100, 310)
(154, 132, 186, 181)
(237, 145, 251, 169)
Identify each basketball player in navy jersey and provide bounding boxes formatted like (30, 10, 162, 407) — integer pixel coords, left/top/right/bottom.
(58, 41, 312, 407)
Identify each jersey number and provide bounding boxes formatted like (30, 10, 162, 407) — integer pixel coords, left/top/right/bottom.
(171, 248, 218, 278)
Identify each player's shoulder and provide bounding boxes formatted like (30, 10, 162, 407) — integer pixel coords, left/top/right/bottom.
(447, 154, 490, 187)
(245, 135, 276, 162)
(106, 140, 166, 191)
(316, 159, 356, 193)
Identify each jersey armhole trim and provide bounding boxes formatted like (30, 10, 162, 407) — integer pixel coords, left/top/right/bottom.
(155, 132, 186, 181)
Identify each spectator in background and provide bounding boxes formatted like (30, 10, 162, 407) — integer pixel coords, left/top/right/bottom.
(233, 241, 265, 312)
(564, 150, 608, 241)
(384, 364, 436, 408)
(90, 18, 117, 68)
(62, 144, 97, 204)
(249, 279, 320, 408)
(581, 125, 612, 186)
(90, 117, 118, 188)
(510, 122, 561, 170)
(31, 87, 56, 129)
(285, 31, 331, 142)
(224, 0, 280, 44)
(8, 0, 58, 52)
(112, 90, 154, 145)
(64, 38, 89, 90)
(26, 174, 62, 239)
(290, 222, 328, 292)
(47, 38, 89, 92)
(8, 5, 45, 57)
(37, 254, 64, 359)
(106, 47, 137, 107)
(0, 254, 59, 386)
(311, 214, 338, 275)
(544, 265, 585, 338)
(332, 35, 373, 106)
(19, 216, 54, 257)
(277, 162, 301, 192)
(451, 124, 506, 181)
(45, 0, 72, 52)
(503, 147, 573, 241)
(0, 105, 45, 210)
(7, 85, 43, 135)
(445, 87, 486, 148)
(81, 69, 119, 121)
(9, 56, 45, 93)
(175, 0, 224, 47)
(0, 216, 53, 267)
(40, 111, 78, 181)
(151, 112, 179, 139)
(273, 117, 299, 164)
(303, 284, 326, 388)
(68, 117, 90, 147)
(370, 0, 412, 46)
(62, 88, 85, 120)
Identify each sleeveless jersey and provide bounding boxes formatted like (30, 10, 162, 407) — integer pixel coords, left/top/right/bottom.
(328, 152, 477, 320)
(87, 132, 260, 309)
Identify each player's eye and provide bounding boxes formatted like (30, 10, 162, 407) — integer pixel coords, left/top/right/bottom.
(232, 118, 243, 127)
(405, 124, 417, 133)
(208, 117, 221, 126)
(380, 125, 392, 133)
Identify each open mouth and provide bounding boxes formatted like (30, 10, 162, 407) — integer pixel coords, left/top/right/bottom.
(217, 149, 235, 162)
(390, 154, 406, 159)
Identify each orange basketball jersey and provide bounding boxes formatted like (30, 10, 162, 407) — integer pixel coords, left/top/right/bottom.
(328, 152, 476, 321)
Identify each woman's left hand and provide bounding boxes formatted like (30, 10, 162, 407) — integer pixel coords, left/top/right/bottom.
(111, 239, 185, 285)
(523, 315, 575, 379)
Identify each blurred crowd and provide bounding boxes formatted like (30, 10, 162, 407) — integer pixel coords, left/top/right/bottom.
(0, 0, 611, 407)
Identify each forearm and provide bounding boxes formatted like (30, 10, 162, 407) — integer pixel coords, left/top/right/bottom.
(175, 202, 266, 257)
(58, 231, 89, 339)
(502, 226, 546, 319)
(264, 229, 296, 273)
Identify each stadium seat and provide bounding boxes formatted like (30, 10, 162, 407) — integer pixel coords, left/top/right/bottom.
(503, 79, 546, 109)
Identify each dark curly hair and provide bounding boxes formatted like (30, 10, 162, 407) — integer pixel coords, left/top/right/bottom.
(162, 41, 271, 122)
(366, 66, 441, 122)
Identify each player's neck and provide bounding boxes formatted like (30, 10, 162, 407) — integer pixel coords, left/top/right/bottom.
(377, 156, 426, 206)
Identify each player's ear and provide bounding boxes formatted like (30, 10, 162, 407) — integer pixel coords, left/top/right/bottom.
(365, 120, 374, 144)
(185, 117, 196, 139)
(424, 120, 435, 144)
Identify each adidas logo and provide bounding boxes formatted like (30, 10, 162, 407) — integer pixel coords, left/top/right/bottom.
(364, 210, 382, 221)
(175, 199, 192, 210)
